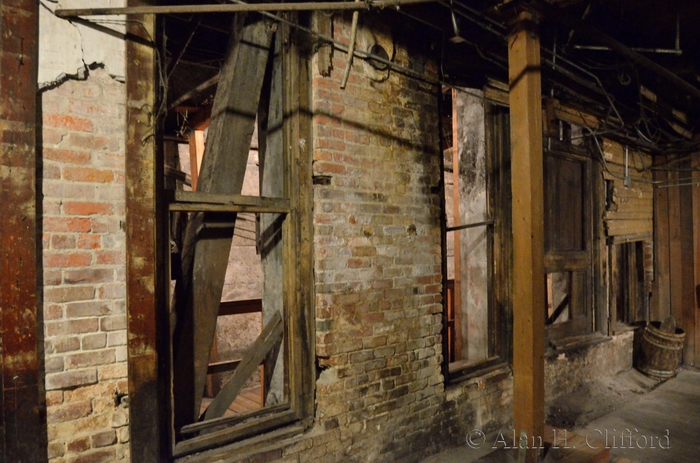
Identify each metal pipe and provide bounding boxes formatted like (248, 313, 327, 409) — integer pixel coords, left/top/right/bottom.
(446, 219, 494, 232)
(574, 45, 682, 55)
(55, 0, 436, 18)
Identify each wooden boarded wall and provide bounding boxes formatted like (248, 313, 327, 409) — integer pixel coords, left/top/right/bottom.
(602, 139, 653, 239)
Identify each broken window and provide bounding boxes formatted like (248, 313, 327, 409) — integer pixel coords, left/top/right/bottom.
(442, 89, 510, 379)
(161, 15, 313, 456)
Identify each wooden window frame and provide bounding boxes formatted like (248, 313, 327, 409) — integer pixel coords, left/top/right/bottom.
(126, 12, 314, 460)
(441, 100, 512, 383)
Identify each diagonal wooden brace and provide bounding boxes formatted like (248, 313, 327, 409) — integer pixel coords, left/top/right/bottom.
(202, 310, 283, 420)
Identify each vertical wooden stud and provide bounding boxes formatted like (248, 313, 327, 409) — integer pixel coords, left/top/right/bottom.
(508, 10, 545, 463)
(0, 1, 46, 460)
(125, 2, 167, 460)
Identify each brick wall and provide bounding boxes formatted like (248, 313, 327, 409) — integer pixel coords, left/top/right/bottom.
(180, 14, 514, 463)
(41, 68, 129, 463)
(309, 17, 449, 461)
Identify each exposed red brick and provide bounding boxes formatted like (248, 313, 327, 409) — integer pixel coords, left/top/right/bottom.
(44, 252, 93, 268)
(44, 113, 94, 132)
(43, 217, 92, 233)
(66, 436, 91, 453)
(77, 234, 101, 249)
(51, 234, 77, 249)
(65, 350, 115, 369)
(43, 147, 91, 165)
(44, 286, 95, 304)
(64, 269, 114, 285)
(62, 167, 115, 183)
(47, 401, 92, 423)
(63, 201, 114, 216)
(90, 430, 117, 448)
(46, 318, 99, 337)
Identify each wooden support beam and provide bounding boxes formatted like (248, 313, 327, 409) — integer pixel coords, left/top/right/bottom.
(680, 163, 696, 366)
(258, 27, 286, 405)
(652, 156, 670, 321)
(172, 15, 274, 429)
(693, 156, 700, 366)
(0, 1, 46, 460)
(282, 14, 316, 423)
(125, 2, 168, 460)
(508, 10, 545, 463)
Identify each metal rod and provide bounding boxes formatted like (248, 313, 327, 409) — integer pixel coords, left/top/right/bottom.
(55, 0, 435, 18)
(446, 219, 494, 232)
(574, 45, 682, 55)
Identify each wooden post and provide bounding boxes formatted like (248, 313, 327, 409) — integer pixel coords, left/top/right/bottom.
(0, 1, 46, 460)
(693, 156, 700, 366)
(508, 10, 545, 462)
(125, 2, 168, 460)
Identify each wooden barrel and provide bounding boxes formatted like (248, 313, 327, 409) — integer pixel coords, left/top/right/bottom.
(637, 321, 685, 380)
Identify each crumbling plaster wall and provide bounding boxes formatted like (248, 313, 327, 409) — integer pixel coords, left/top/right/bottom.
(39, 0, 125, 86)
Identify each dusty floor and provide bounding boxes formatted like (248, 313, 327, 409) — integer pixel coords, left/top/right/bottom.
(419, 368, 700, 463)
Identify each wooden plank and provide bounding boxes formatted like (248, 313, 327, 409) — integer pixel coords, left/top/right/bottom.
(188, 129, 205, 191)
(652, 159, 671, 321)
(0, 1, 46, 460)
(172, 16, 274, 428)
(172, 189, 290, 210)
(508, 11, 546, 463)
(283, 14, 316, 425)
(552, 102, 600, 129)
(219, 298, 262, 316)
(169, 202, 289, 214)
(606, 220, 653, 237)
(545, 253, 590, 272)
(694, 155, 700, 366)
(679, 162, 695, 366)
(206, 359, 241, 375)
(313, 12, 333, 76)
(125, 2, 168, 460)
(259, 27, 286, 405)
(203, 311, 283, 420)
(603, 211, 653, 221)
(173, 410, 298, 457)
(668, 169, 683, 324)
(180, 403, 288, 436)
(602, 139, 653, 167)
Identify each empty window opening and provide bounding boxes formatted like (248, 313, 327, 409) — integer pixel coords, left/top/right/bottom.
(442, 88, 509, 378)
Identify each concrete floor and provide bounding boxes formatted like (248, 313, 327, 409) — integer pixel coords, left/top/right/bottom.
(419, 368, 700, 463)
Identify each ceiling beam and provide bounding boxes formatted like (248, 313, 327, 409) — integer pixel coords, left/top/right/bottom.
(55, 0, 436, 18)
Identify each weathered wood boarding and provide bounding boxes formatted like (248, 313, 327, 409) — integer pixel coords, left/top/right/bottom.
(172, 16, 275, 429)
